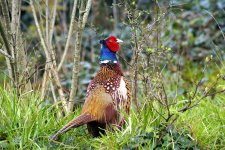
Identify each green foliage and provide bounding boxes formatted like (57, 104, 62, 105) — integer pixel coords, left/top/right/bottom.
(0, 85, 224, 149)
(0, 87, 90, 149)
(156, 129, 199, 150)
(163, 0, 225, 60)
(88, 102, 201, 150)
(176, 95, 225, 149)
(0, 0, 224, 149)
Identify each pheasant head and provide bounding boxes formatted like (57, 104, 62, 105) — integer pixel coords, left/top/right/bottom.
(99, 36, 123, 63)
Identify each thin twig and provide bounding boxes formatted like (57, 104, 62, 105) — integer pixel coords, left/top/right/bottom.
(205, 10, 225, 41)
(0, 16, 16, 83)
(50, 80, 62, 117)
(133, 30, 140, 112)
(0, 0, 11, 33)
(46, 0, 49, 48)
(161, 82, 171, 121)
(112, 0, 118, 31)
(68, 0, 92, 111)
(49, 0, 57, 46)
(58, 0, 78, 71)
(30, 0, 69, 113)
(157, 115, 178, 143)
(0, 21, 12, 57)
(41, 64, 49, 100)
(82, 0, 92, 29)
(0, 48, 13, 60)
(178, 77, 224, 113)
(30, 0, 50, 59)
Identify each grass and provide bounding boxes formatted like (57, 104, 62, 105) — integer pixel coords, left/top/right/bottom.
(176, 95, 225, 149)
(0, 84, 224, 149)
(0, 87, 93, 149)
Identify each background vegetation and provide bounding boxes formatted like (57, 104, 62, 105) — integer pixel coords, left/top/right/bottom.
(0, 0, 224, 149)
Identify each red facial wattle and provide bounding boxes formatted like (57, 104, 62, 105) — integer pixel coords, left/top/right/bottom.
(105, 36, 120, 53)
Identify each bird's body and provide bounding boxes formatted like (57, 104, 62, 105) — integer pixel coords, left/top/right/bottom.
(51, 36, 131, 140)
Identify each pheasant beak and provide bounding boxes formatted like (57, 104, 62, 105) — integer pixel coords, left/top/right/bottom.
(116, 39, 123, 43)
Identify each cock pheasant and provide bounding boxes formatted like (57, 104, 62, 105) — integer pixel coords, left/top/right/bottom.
(51, 36, 131, 140)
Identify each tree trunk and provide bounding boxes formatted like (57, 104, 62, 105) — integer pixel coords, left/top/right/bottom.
(11, 0, 31, 94)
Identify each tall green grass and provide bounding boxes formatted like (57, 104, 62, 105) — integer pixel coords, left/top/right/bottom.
(0, 87, 91, 149)
(176, 95, 225, 149)
(0, 85, 224, 149)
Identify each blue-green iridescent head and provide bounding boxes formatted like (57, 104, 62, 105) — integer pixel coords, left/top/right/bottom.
(99, 36, 123, 63)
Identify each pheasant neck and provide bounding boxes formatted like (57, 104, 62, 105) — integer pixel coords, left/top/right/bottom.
(100, 45, 118, 63)
(100, 63, 124, 76)
(100, 60, 118, 64)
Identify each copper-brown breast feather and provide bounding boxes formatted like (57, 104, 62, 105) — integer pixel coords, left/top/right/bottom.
(83, 64, 130, 123)
(82, 85, 117, 123)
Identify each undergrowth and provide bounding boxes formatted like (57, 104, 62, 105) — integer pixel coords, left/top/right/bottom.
(176, 95, 225, 149)
(0, 86, 224, 149)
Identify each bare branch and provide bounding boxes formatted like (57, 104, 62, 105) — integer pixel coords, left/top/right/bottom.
(30, 0, 69, 113)
(46, 0, 49, 47)
(50, 79, 62, 117)
(178, 75, 223, 113)
(0, 20, 12, 57)
(132, 30, 140, 112)
(68, 0, 92, 111)
(113, 0, 118, 31)
(205, 10, 225, 41)
(161, 82, 171, 120)
(0, 0, 11, 32)
(41, 64, 49, 100)
(30, 0, 50, 59)
(49, 0, 57, 46)
(0, 18, 15, 82)
(0, 48, 13, 60)
(58, 0, 78, 71)
(82, 0, 92, 29)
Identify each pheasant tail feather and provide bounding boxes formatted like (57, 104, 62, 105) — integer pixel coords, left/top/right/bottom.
(50, 114, 93, 141)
